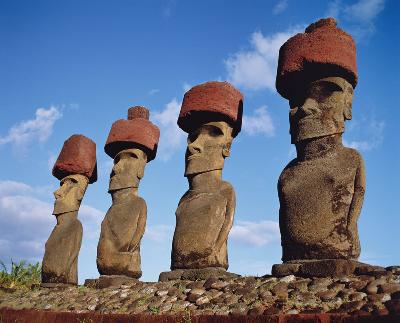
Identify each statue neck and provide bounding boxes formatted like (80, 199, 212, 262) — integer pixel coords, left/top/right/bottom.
(295, 134, 342, 161)
(56, 211, 78, 225)
(188, 169, 222, 191)
(111, 187, 138, 204)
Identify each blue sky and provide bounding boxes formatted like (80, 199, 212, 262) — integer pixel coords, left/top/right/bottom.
(0, 0, 399, 282)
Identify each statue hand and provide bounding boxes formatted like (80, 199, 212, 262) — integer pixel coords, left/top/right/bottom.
(203, 246, 213, 257)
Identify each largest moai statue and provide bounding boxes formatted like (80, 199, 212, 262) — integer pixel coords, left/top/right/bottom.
(160, 81, 243, 281)
(272, 18, 366, 277)
(96, 106, 159, 280)
(42, 135, 97, 285)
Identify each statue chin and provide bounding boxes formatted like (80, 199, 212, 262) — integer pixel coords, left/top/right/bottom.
(291, 120, 344, 144)
(185, 158, 223, 177)
(109, 178, 139, 192)
(53, 201, 79, 215)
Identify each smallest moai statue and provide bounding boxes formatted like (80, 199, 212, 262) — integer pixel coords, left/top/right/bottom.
(96, 106, 159, 281)
(42, 134, 97, 285)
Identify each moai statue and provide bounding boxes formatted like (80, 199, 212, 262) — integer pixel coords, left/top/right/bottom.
(272, 18, 367, 277)
(159, 81, 243, 281)
(42, 135, 97, 285)
(96, 106, 159, 282)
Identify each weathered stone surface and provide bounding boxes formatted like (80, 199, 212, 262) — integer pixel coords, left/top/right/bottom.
(159, 268, 239, 282)
(1, 273, 400, 318)
(42, 171, 91, 285)
(178, 81, 243, 136)
(171, 82, 243, 272)
(379, 283, 400, 294)
(385, 299, 400, 315)
(39, 283, 74, 289)
(52, 134, 97, 183)
(356, 264, 387, 276)
(276, 17, 357, 99)
(273, 260, 362, 278)
(274, 18, 365, 273)
(317, 290, 338, 301)
(84, 275, 138, 289)
(278, 131, 365, 262)
(272, 263, 301, 277)
(301, 260, 358, 277)
(97, 107, 160, 278)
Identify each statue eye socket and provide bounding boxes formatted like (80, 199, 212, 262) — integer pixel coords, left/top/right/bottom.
(188, 132, 198, 144)
(205, 125, 223, 137)
(309, 82, 343, 101)
(128, 152, 138, 159)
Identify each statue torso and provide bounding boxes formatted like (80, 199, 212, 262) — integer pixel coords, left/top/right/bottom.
(172, 181, 234, 269)
(101, 195, 146, 250)
(279, 146, 362, 258)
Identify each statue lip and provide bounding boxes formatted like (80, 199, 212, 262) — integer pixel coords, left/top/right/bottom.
(187, 154, 201, 160)
(298, 115, 320, 122)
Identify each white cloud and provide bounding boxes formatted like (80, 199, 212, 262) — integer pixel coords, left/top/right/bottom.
(225, 27, 302, 91)
(80, 204, 103, 221)
(273, 0, 288, 15)
(148, 88, 160, 95)
(0, 180, 104, 263)
(0, 106, 62, 149)
(0, 180, 32, 196)
(145, 224, 173, 243)
(343, 116, 384, 151)
(344, 0, 385, 23)
(230, 220, 280, 246)
(152, 98, 186, 161)
(242, 106, 275, 137)
(326, 0, 385, 40)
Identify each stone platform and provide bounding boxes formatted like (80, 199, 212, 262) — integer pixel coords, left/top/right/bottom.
(1, 266, 400, 319)
(159, 267, 240, 282)
(84, 275, 138, 289)
(272, 260, 389, 278)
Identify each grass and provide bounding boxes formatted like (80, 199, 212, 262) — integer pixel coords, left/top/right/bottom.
(0, 260, 41, 290)
(148, 306, 160, 314)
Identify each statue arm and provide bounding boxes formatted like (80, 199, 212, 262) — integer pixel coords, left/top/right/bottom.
(277, 178, 288, 258)
(214, 186, 236, 251)
(347, 155, 366, 238)
(128, 201, 147, 252)
(63, 221, 83, 271)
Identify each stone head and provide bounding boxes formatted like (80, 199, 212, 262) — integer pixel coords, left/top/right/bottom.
(178, 81, 243, 177)
(185, 121, 233, 176)
(289, 76, 354, 143)
(53, 174, 89, 215)
(109, 148, 147, 192)
(275, 18, 358, 144)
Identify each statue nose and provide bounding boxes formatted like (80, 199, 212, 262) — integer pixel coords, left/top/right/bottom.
(188, 140, 202, 155)
(299, 98, 319, 116)
(54, 189, 62, 199)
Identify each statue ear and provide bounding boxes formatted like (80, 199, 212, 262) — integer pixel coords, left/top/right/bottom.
(138, 167, 145, 179)
(222, 142, 231, 158)
(343, 87, 353, 121)
(344, 104, 352, 120)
